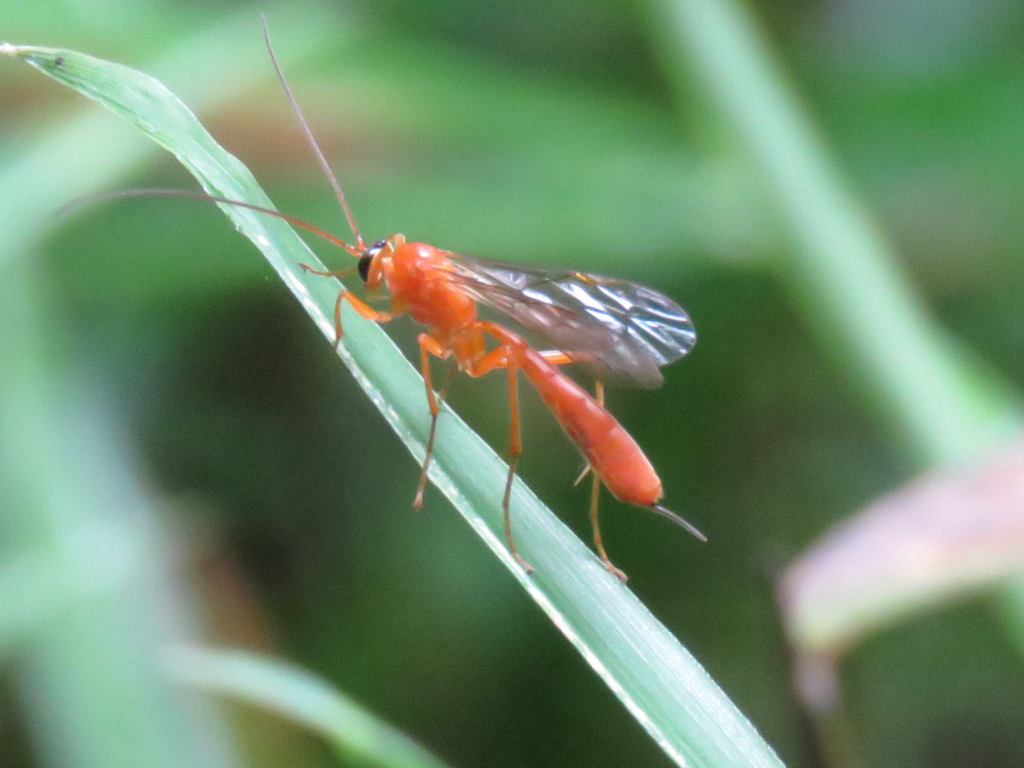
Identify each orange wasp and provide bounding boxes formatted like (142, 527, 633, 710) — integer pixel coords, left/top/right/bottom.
(267, 22, 704, 579)
(107, 21, 705, 580)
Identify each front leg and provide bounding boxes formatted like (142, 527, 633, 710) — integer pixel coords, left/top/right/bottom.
(330, 291, 394, 349)
(300, 264, 396, 346)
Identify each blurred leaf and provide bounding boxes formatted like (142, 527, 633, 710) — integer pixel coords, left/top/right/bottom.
(0, 6, 345, 261)
(649, 0, 1024, 745)
(3, 39, 784, 768)
(781, 438, 1024, 708)
(998, 570, 1024, 660)
(0, 546, 129, 655)
(0, 15, 345, 768)
(167, 646, 453, 768)
(0, 276, 237, 768)
(649, 0, 1018, 468)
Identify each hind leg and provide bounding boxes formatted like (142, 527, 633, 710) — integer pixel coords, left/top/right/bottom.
(465, 344, 534, 574)
(585, 381, 627, 582)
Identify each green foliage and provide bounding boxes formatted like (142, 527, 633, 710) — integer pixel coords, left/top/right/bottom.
(168, 646, 454, 768)
(3, 1, 1024, 767)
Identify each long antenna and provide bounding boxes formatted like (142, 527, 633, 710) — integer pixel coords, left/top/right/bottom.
(260, 14, 366, 251)
(59, 188, 362, 257)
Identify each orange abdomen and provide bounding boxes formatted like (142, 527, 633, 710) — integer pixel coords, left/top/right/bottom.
(519, 349, 663, 506)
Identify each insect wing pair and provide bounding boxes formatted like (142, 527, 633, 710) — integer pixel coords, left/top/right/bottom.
(442, 252, 696, 388)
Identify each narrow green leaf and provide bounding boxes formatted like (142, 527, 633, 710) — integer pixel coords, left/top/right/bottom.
(3, 41, 783, 767)
(0, 546, 130, 655)
(650, 0, 1024, 711)
(167, 646, 453, 768)
(997, 571, 1024, 661)
(649, 0, 1018, 467)
(0, 17, 343, 768)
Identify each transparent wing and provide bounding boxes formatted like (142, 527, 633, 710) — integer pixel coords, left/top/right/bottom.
(445, 253, 696, 388)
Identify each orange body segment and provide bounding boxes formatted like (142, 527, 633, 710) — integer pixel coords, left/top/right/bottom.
(518, 349, 663, 507)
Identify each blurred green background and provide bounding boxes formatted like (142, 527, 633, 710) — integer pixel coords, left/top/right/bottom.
(3, 0, 1024, 767)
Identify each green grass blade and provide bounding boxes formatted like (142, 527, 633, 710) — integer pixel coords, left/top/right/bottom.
(650, 0, 1024, 700)
(0, 17, 342, 768)
(997, 571, 1024, 660)
(0, 547, 137, 657)
(0, 552, 67, 654)
(0, 267, 237, 768)
(3, 42, 784, 767)
(0, 11, 343, 264)
(650, 0, 1018, 467)
(167, 646, 453, 768)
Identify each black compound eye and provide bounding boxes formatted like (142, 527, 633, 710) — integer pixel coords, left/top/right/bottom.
(371, 238, 387, 251)
(357, 254, 373, 283)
